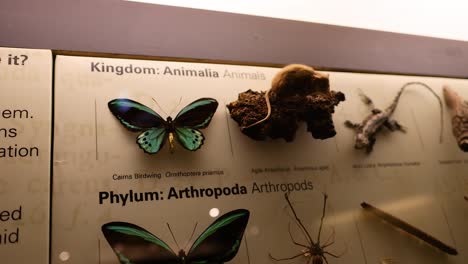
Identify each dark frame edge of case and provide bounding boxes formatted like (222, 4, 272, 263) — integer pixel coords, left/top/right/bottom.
(0, 0, 467, 79)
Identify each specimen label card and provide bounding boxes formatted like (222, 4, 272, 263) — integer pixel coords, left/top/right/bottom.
(0, 47, 52, 264)
(53, 55, 468, 264)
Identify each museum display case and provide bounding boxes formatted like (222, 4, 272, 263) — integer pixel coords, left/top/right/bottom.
(1, 1, 468, 264)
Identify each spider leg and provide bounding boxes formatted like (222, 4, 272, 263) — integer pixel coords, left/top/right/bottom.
(317, 193, 328, 244)
(285, 192, 315, 245)
(322, 241, 335, 249)
(323, 255, 330, 264)
(269, 252, 305, 261)
(321, 227, 335, 248)
(288, 222, 309, 248)
(324, 246, 347, 259)
(331, 242, 349, 258)
(323, 251, 341, 258)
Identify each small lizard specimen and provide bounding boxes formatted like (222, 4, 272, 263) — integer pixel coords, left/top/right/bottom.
(345, 82, 443, 153)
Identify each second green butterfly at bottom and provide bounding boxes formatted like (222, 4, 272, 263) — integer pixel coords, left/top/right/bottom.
(101, 209, 250, 264)
(108, 98, 219, 154)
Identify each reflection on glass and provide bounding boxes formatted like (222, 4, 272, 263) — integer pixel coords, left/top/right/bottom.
(59, 251, 70, 261)
(250, 225, 259, 236)
(209, 207, 220, 217)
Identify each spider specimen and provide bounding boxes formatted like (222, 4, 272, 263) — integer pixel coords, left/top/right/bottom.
(270, 192, 343, 264)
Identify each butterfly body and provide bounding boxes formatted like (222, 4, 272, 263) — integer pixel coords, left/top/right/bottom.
(102, 209, 250, 264)
(108, 98, 218, 154)
(163, 117, 175, 132)
(177, 250, 186, 263)
(161, 117, 177, 153)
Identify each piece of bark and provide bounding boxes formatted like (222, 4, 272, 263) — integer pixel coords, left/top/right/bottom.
(227, 64, 345, 141)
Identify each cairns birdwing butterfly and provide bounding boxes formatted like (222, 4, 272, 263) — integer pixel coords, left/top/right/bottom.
(101, 209, 250, 264)
(108, 98, 218, 154)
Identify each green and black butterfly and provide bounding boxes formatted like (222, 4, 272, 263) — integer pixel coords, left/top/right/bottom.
(108, 98, 218, 154)
(101, 209, 250, 264)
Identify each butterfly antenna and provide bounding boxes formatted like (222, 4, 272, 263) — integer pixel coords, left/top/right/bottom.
(152, 98, 169, 117)
(166, 223, 181, 250)
(183, 222, 198, 251)
(168, 97, 183, 117)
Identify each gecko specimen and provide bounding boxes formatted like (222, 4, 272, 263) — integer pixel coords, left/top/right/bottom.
(344, 82, 443, 153)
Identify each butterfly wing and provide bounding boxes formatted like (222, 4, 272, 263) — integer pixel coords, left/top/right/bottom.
(108, 98, 166, 131)
(186, 209, 250, 263)
(136, 128, 168, 154)
(173, 98, 218, 151)
(174, 98, 219, 129)
(173, 128, 204, 151)
(102, 222, 180, 264)
(108, 99, 169, 154)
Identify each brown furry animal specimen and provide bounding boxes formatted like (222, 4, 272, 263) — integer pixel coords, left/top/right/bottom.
(443, 86, 468, 152)
(227, 64, 345, 142)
